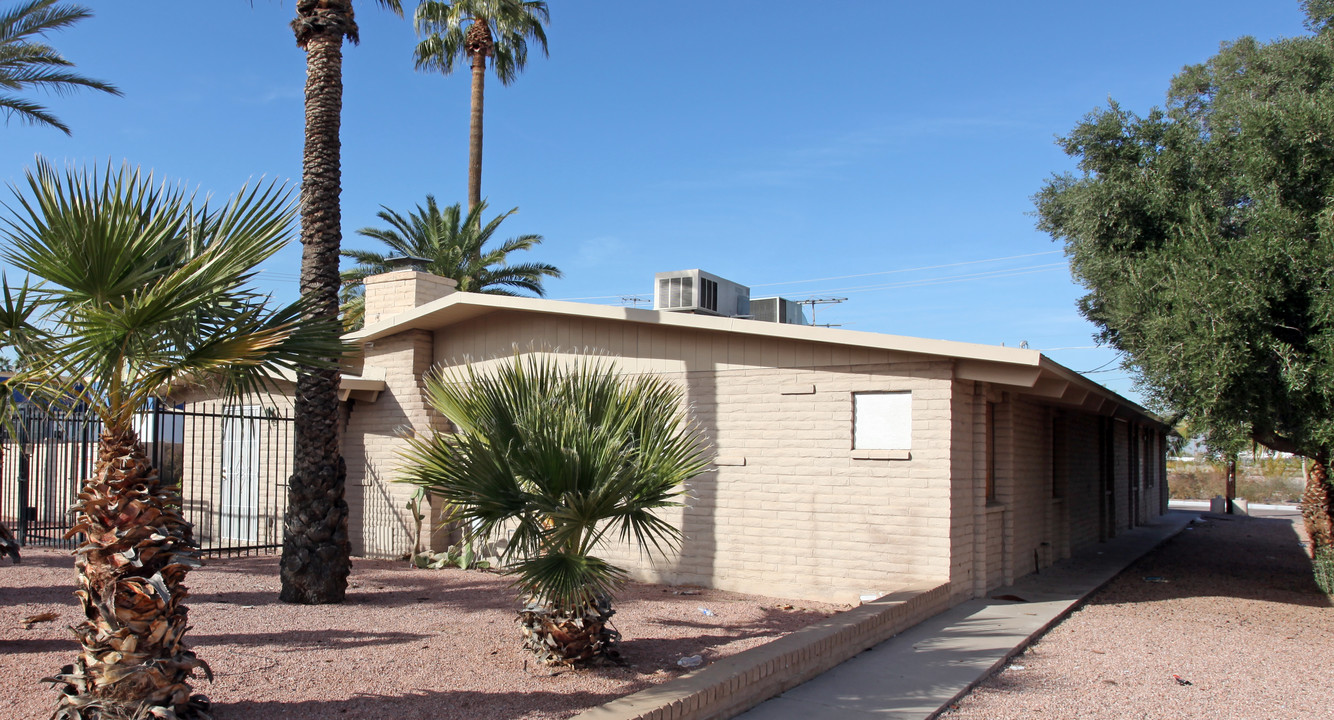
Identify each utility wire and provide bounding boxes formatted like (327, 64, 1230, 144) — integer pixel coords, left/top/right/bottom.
(789, 262, 1066, 296)
(1076, 353, 1124, 374)
(556, 253, 1068, 303)
(749, 250, 1062, 288)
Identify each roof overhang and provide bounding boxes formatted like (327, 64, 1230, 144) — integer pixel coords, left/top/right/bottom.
(344, 291, 1167, 431)
(267, 366, 387, 403)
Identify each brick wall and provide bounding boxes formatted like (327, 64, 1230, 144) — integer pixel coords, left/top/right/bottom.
(343, 329, 448, 559)
(173, 388, 294, 547)
(948, 380, 980, 602)
(1008, 398, 1054, 578)
(1057, 412, 1102, 553)
(339, 304, 1171, 604)
(362, 271, 456, 327)
(1112, 420, 1130, 533)
(425, 311, 955, 604)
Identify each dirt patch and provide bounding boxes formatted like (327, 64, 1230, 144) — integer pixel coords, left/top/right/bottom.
(942, 510, 1334, 720)
(1, 550, 845, 720)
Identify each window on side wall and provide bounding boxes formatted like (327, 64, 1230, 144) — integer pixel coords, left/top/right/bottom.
(852, 392, 912, 458)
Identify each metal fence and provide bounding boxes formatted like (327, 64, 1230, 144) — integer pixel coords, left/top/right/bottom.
(0, 402, 294, 557)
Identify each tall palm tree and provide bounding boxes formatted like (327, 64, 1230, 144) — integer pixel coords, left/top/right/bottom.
(283, 0, 402, 605)
(0, 158, 342, 720)
(413, 0, 549, 211)
(0, 0, 120, 135)
(341, 197, 560, 326)
(401, 354, 709, 665)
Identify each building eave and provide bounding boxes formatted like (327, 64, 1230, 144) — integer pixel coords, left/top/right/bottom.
(343, 292, 1165, 429)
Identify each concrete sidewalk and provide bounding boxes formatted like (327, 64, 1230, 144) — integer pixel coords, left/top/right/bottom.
(736, 510, 1199, 720)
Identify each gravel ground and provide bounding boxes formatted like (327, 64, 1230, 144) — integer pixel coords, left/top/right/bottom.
(0, 551, 845, 720)
(943, 509, 1333, 720)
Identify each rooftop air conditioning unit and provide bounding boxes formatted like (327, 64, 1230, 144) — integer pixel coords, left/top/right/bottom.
(749, 297, 808, 325)
(653, 269, 750, 318)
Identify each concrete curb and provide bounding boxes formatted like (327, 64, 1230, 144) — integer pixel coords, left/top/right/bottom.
(573, 581, 952, 720)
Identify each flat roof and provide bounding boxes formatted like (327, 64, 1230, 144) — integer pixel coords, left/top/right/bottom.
(346, 292, 1166, 429)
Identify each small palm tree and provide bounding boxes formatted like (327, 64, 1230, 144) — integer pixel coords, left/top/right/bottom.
(401, 354, 709, 665)
(413, 0, 549, 210)
(341, 197, 560, 326)
(0, 0, 120, 134)
(0, 158, 343, 719)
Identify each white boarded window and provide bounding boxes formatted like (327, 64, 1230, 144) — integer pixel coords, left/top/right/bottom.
(853, 392, 912, 450)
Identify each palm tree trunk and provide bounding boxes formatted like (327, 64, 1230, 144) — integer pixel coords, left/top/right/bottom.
(467, 48, 486, 214)
(1302, 454, 1334, 557)
(48, 428, 210, 718)
(281, 21, 352, 605)
(518, 595, 620, 666)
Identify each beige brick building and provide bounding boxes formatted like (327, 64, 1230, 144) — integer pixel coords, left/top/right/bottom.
(324, 270, 1170, 605)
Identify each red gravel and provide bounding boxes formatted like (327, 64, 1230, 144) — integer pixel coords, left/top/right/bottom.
(0, 551, 844, 720)
(943, 509, 1334, 720)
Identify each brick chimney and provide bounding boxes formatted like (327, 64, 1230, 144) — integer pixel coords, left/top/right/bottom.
(362, 270, 458, 327)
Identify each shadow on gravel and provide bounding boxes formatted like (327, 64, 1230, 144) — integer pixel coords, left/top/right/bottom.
(1086, 513, 1331, 609)
(0, 637, 78, 654)
(190, 629, 433, 650)
(212, 688, 626, 720)
(191, 579, 513, 611)
(0, 552, 72, 570)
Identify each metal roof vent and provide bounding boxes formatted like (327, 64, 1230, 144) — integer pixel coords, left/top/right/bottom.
(653, 269, 750, 317)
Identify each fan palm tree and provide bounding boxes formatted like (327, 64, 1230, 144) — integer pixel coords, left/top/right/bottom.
(401, 354, 709, 665)
(341, 197, 560, 326)
(0, 0, 120, 135)
(0, 158, 343, 719)
(413, 0, 549, 211)
(283, 0, 402, 605)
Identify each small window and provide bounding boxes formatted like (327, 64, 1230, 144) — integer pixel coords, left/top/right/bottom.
(853, 392, 912, 450)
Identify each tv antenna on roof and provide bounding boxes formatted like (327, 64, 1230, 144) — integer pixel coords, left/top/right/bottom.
(795, 297, 847, 327)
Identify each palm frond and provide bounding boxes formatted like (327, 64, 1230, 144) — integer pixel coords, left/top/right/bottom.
(399, 353, 709, 614)
(0, 157, 336, 433)
(345, 196, 559, 296)
(412, 0, 548, 82)
(0, 0, 120, 134)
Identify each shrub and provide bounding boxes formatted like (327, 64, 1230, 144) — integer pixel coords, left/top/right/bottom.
(1169, 457, 1305, 504)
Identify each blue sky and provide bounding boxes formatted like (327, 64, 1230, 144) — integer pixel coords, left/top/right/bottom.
(0, 1, 1313, 405)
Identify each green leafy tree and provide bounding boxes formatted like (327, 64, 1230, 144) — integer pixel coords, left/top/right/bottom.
(413, 0, 549, 211)
(401, 355, 709, 665)
(340, 196, 560, 327)
(0, 158, 341, 719)
(1034, 1, 1334, 553)
(0, 0, 119, 135)
(283, 0, 403, 605)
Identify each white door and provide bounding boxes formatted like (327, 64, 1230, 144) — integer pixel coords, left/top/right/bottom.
(220, 406, 262, 542)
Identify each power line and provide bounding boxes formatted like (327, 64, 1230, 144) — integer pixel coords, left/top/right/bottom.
(791, 262, 1066, 297)
(554, 252, 1068, 303)
(749, 250, 1063, 288)
(1076, 353, 1125, 374)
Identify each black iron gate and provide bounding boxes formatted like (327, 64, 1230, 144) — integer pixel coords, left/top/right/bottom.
(0, 401, 294, 557)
